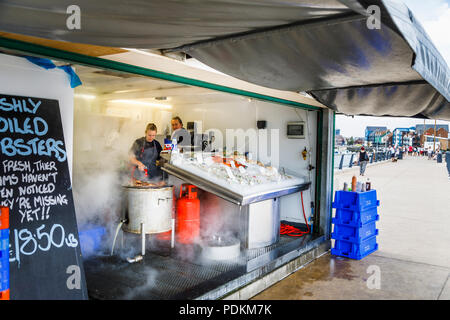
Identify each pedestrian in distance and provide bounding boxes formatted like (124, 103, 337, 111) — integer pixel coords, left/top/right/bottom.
(358, 146, 369, 176)
(446, 151, 450, 180)
(390, 145, 395, 161)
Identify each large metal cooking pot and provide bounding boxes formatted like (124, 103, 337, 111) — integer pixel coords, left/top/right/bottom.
(122, 185, 173, 234)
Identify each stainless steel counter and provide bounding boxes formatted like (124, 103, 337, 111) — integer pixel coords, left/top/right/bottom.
(161, 162, 311, 206)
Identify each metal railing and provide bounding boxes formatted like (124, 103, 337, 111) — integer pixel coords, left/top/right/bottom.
(334, 152, 391, 170)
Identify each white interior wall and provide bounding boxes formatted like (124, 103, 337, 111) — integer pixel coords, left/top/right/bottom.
(73, 97, 151, 171)
(254, 100, 317, 224)
(72, 83, 318, 225)
(0, 53, 74, 178)
(172, 99, 318, 223)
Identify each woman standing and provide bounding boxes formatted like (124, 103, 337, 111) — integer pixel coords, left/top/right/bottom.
(129, 123, 163, 181)
(359, 146, 369, 176)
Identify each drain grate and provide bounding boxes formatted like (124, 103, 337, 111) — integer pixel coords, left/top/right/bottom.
(84, 235, 304, 300)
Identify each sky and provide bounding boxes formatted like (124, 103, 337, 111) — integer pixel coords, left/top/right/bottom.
(403, 0, 450, 65)
(336, 115, 449, 138)
(336, 0, 450, 138)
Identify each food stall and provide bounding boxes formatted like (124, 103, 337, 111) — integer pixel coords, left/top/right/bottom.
(1, 0, 449, 301)
(0, 38, 333, 300)
(70, 62, 328, 300)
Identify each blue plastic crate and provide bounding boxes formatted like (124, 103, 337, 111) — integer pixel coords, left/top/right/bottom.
(333, 206, 379, 226)
(332, 220, 378, 243)
(333, 213, 379, 229)
(79, 226, 106, 257)
(331, 235, 378, 260)
(0, 236, 8, 251)
(0, 269, 9, 291)
(0, 249, 8, 263)
(0, 253, 8, 273)
(0, 229, 8, 239)
(333, 190, 380, 212)
(0, 257, 8, 271)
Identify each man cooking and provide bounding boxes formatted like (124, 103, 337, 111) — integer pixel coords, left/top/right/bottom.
(171, 116, 191, 149)
(129, 123, 163, 181)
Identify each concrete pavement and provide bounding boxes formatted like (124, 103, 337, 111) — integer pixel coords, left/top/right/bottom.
(252, 155, 450, 300)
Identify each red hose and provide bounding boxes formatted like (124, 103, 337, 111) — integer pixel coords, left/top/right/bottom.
(280, 191, 310, 237)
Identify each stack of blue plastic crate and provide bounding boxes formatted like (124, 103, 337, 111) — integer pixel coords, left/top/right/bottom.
(0, 207, 9, 299)
(0, 228, 9, 297)
(331, 189, 380, 260)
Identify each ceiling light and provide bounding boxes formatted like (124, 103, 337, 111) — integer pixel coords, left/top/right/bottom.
(75, 93, 96, 99)
(111, 89, 143, 94)
(110, 99, 172, 109)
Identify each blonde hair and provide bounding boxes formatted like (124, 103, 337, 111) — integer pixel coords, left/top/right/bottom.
(145, 123, 157, 133)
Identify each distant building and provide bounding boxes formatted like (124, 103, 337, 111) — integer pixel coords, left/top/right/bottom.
(374, 130, 390, 147)
(415, 124, 449, 136)
(354, 137, 365, 145)
(411, 133, 421, 147)
(335, 134, 345, 146)
(367, 131, 376, 145)
(421, 127, 449, 150)
(404, 131, 418, 147)
(386, 132, 393, 146)
(365, 126, 387, 144)
(392, 127, 414, 146)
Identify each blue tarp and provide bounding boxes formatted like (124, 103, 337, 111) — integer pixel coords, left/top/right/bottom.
(25, 56, 82, 88)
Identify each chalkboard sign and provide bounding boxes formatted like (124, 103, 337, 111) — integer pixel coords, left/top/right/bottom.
(0, 93, 88, 299)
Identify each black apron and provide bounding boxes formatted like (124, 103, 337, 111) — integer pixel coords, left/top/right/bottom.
(133, 140, 161, 181)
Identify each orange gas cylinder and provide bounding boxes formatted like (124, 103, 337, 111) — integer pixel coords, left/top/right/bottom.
(176, 184, 200, 244)
(0, 289, 9, 300)
(0, 206, 9, 229)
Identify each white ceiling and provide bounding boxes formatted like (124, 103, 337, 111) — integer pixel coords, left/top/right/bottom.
(72, 63, 245, 105)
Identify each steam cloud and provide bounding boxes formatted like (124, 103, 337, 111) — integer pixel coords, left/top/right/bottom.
(72, 108, 149, 258)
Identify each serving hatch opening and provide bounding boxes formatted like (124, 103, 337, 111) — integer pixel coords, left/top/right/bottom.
(0, 51, 324, 300)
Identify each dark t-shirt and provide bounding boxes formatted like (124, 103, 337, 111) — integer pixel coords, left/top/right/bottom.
(130, 137, 162, 160)
(359, 151, 369, 161)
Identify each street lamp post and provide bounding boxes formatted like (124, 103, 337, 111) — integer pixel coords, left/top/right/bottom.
(376, 130, 379, 153)
(434, 119, 437, 154)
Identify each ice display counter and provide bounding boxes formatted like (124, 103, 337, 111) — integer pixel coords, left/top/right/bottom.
(161, 152, 311, 206)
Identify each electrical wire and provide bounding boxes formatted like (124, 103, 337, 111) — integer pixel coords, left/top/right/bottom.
(305, 110, 314, 202)
(295, 109, 315, 229)
(279, 191, 310, 237)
